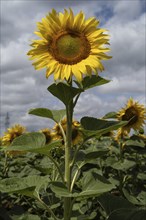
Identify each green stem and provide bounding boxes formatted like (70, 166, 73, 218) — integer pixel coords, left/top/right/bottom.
(64, 100, 73, 220)
(3, 153, 9, 177)
(70, 139, 86, 169)
(37, 195, 59, 220)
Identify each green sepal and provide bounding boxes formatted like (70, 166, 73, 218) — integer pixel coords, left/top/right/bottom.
(28, 108, 66, 122)
(47, 82, 83, 106)
(75, 75, 110, 90)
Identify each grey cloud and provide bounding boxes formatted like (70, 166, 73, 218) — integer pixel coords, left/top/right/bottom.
(1, 0, 145, 135)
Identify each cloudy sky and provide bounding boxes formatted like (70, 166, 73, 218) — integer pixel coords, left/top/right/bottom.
(0, 0, 146, 135)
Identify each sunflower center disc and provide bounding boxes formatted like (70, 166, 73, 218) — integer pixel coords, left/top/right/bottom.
(51, 32, 90, 64)
(122, 107, 138, 125)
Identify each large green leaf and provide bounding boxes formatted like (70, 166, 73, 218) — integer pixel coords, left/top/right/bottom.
(78, 172, 115, 197)
(50, 172, 115, 198)
(125, 139, 145, 148)
(98, 193, 134, 215)
(4, 132, 61, 155)
(85, 149, 109, 161)
(0, 175, 49, 198)
(98, 186, 146, 220)
(109, 159, 136, 171)
(123, 189, 146, 206)
(8, 141, 61, 155)
(28, 108, 66, 123)
(48, 82, 83, 106)
(107, 208, 146, 220)
(50, 182, 72, 197)
(11, 214, 41, 220)
(80, 117, 127, 137)
(11, 132, 46, 148)
(75, 75, 110, 90)
(75, 149, 109, 163)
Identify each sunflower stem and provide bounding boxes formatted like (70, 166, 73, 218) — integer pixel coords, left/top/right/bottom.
(64, 99, 73, 220)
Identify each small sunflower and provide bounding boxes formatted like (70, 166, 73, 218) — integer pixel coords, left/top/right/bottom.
(117, 98, 146, 137)
(27, 8, 111, 82)
(39, 128, 53, 144)
(2, 124, 26, 156)
(53, 118, 83, 145)
(2, 124, 26, 146)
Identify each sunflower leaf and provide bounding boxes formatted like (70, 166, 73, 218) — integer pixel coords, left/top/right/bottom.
(0, 175, 49, 198)
(75, 75, 110, 90)
(78, 172, 115, 197)
(80, 117, 127, 137)
(28, 108, 66, 122)
(3, 132, 62, 155)
(47, 82, 83, 106)
(102, 111, 117, 119)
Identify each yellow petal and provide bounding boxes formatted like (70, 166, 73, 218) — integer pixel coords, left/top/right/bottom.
(72, 65, 82, 82)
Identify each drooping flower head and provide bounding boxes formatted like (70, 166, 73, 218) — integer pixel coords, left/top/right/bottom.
(27, 8, 111, 82)
(2, 124, 26, 146)
(39, 128, 53, 144)
(53, 118, 83, 145)
(117, 98, 146, 137)
(2, 124, 26, 156)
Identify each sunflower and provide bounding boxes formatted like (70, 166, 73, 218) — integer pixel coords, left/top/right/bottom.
(53, 118, 83, 145)
(2, 124, 26, 146)
(2, 124, 26, 156)
(39, 128, 54, 144)
(27, 8, 111, 82)
(117, 98, 146, 137)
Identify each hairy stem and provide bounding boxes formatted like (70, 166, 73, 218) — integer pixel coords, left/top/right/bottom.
(64, 100, 73, 220)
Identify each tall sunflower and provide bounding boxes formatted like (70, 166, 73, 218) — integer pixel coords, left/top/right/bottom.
(117, 98, 146, 137)
(27, 8, 111, 82)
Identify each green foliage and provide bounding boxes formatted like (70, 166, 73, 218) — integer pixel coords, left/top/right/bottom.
(28, 108, 66, 123)
(78, 172, 115, 197)
(80, 116, 127, 138)
(0, 118, 145, 219)
(75, 75, 110, 90)
(47, 82, 83, 106)
(0, 175, 49, 198)
(102, 111, 117, 119)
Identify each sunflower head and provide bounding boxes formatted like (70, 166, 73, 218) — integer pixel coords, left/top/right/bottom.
(2, 124, 26, 156)
(27, 8, 111, 82)
(117, 98, 146, 137)
(2, 124, 26, 146)
(53, 118, 83, 146)
(39, 128, 53, 144)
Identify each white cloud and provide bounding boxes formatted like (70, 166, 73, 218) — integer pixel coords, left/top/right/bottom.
(0, 0, 145, 135)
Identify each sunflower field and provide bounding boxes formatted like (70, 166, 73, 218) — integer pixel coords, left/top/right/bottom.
(0, 8, 146, 220)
